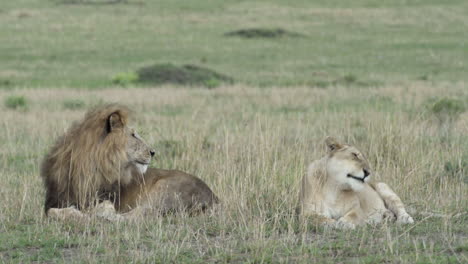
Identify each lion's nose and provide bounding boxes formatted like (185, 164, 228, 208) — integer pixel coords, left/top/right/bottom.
(363, 169, 370, 177)
(150, 150, 155, 157)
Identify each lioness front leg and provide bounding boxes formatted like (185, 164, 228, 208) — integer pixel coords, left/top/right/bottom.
(374, 182, 414, 224)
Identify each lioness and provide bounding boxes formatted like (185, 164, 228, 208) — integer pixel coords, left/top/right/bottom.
(43, 104, 218, 221)
(298, 137, 414, 228)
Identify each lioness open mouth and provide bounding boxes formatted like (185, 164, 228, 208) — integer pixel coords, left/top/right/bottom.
(347, 174, 367, 183)
(135, 161, 149, 165)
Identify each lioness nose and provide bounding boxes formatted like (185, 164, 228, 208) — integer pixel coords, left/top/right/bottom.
(363, 169, 370, 177)
(150, 150, 155, 157)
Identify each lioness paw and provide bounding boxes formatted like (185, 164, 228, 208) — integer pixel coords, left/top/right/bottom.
(335, 219, 356, 230)
(396, 213, 414, 224)
(383, 210, 396, 221)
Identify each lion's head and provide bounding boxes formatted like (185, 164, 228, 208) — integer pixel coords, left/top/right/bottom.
(324, 137, 371, 192)
(41, 104, 155, 213)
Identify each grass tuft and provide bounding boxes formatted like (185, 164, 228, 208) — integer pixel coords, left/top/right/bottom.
(4, 95, 27, 110)
(63, 99, 85, 110)
(428, 97, 466, 121)
(0, 79, 13, 88)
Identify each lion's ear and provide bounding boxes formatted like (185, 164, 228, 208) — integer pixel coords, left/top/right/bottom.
(107, 112, 124, 132)
(325, 136, 343, 152)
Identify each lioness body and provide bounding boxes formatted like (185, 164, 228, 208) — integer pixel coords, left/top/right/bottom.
(301, 158, 391, 226)
(299, 137, 413, 228)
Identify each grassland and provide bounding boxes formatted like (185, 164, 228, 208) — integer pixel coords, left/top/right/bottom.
(0, 0, 467, 263)
(1, 0, 468, 88)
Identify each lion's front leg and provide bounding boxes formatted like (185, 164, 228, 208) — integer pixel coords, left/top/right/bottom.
(374, 182, 414, 224)
(48, 201, 124, 222)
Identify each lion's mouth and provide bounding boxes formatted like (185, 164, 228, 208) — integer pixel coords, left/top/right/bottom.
(135, 160, 150, 165)
(347, 174, 368, 183)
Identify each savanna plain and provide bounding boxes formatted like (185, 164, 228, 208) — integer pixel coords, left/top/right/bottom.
(0, 0, 467, 263)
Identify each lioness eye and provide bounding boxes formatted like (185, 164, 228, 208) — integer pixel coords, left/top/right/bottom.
(352, 153, 359, 158)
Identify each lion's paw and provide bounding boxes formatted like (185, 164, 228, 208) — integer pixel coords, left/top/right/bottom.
(48, 207, 88, 221)
(94, 201, 123, 222)
(396, 212, 414, 224)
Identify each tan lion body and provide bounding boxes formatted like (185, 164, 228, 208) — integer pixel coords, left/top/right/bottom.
(299, 137, 413, 228)
(42, 104, 217, 221)
(118, 168, 219, 215)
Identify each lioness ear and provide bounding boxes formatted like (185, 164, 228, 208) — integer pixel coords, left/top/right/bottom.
(325, 136, 343, 152)
(107, 112, 124, 132)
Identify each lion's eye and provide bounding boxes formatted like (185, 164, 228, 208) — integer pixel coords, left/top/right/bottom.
(131, 132, 136, 137)
(352, 153, 359, 158)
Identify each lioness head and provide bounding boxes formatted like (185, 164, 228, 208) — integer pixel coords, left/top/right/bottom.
(324, 137, 371, 191)
(107, 112, 155, 183)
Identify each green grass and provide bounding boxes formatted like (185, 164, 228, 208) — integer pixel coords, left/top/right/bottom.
(0, 0, 467, 263)
(0, 0, 467, 88)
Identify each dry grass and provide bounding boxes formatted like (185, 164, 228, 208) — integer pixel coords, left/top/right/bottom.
(0, 83, 466, 262)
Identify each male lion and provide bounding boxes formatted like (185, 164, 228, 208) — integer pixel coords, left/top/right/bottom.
(41, 104, 218, 221)
(298, 137, 414, 229)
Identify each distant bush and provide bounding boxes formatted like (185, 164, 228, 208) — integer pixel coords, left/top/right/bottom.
(225, 28, 304, 39)
(63, 99, 85, 110)
(136, 63, 233, 88)
(5, 95, 27, 110)
(54, 0, 127, 4)
(342, 74, 357, 84)
(111, 72, 138, 86)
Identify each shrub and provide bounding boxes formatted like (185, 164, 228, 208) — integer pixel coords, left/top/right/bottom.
(5, 95, 27, 110)
(444, 159, 467, 181)
(136, 63, 233, 88)
(111, 72, 138, 86)
(427, 97, 466, 122)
